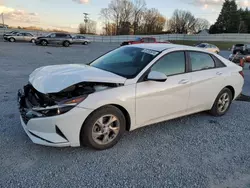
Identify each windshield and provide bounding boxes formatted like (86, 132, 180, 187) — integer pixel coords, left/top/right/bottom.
(135, 37, 142, 41)
(197, 44, 206, 48)
(90, 47, 159, 79)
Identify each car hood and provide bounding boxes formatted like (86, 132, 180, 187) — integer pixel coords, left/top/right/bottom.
(29, 64, 126, 94)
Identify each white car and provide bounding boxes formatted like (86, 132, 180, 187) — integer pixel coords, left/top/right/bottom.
(18, 44, 244, 150)
(196, 43, 220, 54)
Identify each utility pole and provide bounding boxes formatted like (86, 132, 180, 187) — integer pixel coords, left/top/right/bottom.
(83, 13, 89, 34)
(1, 13, 6, 35)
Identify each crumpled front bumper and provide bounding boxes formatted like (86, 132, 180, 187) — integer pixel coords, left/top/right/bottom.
(18, 89, 93, 147)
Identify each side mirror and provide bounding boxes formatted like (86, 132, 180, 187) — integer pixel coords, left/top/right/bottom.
(147, 71, 167, 82)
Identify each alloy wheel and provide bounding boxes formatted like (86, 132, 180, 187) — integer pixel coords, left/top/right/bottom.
(92, 115, 120, 145)
(217, 93, 230, 113)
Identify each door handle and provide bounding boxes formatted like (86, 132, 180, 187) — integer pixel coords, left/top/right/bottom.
(179, 79, 189, 84)
(216, 72, 223, 75)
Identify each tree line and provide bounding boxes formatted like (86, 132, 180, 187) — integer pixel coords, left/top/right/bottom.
(210, 0, 250, 33)
(79, 0, 250, 35)
(100, 0, 166, 35)
(98, 0, 210, 35)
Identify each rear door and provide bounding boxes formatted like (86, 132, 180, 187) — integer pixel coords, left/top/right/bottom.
(187, 51, 226, 112)
(23, 33, 33, 41)
(74, 36, 81, 43)
(55, 33, 65, 44)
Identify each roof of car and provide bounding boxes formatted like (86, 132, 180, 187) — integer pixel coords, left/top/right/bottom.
(130, 43, 202, 52)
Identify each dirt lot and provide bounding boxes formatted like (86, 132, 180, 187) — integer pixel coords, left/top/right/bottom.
(0, 42, 250, 188)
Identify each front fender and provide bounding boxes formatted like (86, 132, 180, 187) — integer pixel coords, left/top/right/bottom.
(78, 84, 136, 130)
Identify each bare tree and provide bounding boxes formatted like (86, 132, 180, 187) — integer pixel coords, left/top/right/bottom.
(132, 0, 146, 34)
(142, 8, 166, 34)
(195, 18, 210, 33)
(79, 23, 86, 34)
(100, 0, 166, 35)
(108, 0, 123, 34)
(100, 8, 113, 35)
(79, 20, 96, 34)
(168, 10, 197, 34)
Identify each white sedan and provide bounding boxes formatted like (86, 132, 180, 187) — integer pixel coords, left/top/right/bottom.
(18, 44, 244, 150)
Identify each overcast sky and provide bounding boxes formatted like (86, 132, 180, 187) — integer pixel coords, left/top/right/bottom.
(1, 0, 250, 32)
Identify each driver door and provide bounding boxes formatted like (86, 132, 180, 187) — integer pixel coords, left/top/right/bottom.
(135, 51, 191, 128)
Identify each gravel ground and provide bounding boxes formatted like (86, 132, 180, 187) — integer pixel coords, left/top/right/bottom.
(0, 42, 250, 188)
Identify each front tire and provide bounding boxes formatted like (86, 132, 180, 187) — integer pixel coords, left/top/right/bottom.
(209, 88, 232, 116)
(9, 37, 15, 42)
(31, 39, 35, 43)
(83, 41, 88, 45)
(80, 105, 126, 150)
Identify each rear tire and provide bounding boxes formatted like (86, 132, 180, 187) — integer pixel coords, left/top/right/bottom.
(209, 88, 232, 116)
(80, 105, 126, 150)
(63, 41, 70, 47)
(9, 37, 15, 42)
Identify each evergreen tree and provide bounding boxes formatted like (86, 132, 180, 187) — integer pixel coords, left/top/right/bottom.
(209, 0, 240, 33)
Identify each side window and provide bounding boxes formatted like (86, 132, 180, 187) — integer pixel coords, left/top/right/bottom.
(211, 55, 226, 68)
(50, 33, 56, 38)
(56, 34, 62, 38)
(24, 33, 32, 36)
(18, 33, 24, 36)
(151, 52, 186, 76)
(148, 38, 155, 43)
(142, 38, 149, 43)
(190, 52, 215, 71)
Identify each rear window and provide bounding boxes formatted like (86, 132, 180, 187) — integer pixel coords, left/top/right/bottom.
(189, 51, 215, 71)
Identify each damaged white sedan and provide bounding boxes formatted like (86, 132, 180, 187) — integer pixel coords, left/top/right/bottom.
(18, 44, 244, 150)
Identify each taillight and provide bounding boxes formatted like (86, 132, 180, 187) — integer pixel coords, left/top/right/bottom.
(239, 71, 244, 78)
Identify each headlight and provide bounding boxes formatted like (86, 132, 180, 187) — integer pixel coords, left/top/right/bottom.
(33, 95, 87, 116)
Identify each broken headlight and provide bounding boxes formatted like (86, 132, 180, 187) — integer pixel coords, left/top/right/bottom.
(32, 95, 87, 116)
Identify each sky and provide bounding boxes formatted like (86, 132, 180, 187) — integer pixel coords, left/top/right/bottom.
(0, 0, 250, 33)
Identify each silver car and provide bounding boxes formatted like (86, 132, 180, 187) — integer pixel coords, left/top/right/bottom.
(73, 35, 91, 45)
(196, 43, 220, 54)
(35, 33, 73, 47)
(6, 32, 36, 43)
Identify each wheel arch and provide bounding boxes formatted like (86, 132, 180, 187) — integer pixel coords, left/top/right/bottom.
(41, 39, 49, 44)
(79, 104, 132, 146)
(80, 104, 131, 132)
(225, 85, 235, 99)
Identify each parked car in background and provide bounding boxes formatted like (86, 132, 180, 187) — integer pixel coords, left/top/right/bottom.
(18, 44, 243, 150)
(5, 32, 36, 43)
(3, 31, 20, 38)
(231, 44, 250, 55)
(196, 43, 220, 54)
(72, 35, 91, 45)
(35, 33, 73, 47)
(120, 37, 170, 46)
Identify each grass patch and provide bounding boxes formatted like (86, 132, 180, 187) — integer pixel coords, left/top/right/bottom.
(170, 40, 240, 50)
